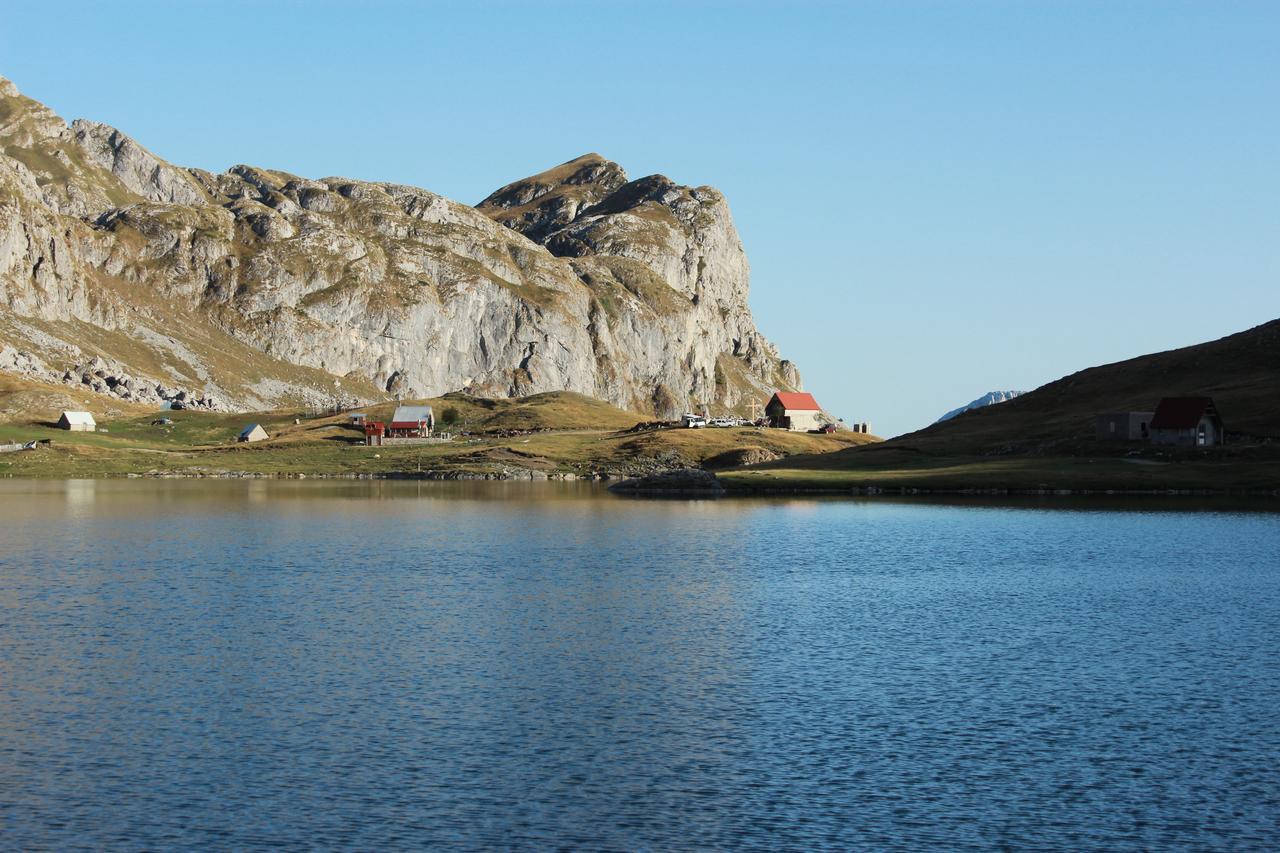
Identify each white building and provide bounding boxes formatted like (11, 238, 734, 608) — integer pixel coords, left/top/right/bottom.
(765, 392, 823, 432)
(57, 411, 96, 432)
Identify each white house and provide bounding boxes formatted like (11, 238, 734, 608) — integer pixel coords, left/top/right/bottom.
(765, 392, 823, 432)
(238, 423, 269, 443)
(57, 411, 96, 432)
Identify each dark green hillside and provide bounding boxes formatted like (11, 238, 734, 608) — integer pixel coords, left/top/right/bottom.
(725, 319, 1280, 493)
(896, 318, 1280, 454)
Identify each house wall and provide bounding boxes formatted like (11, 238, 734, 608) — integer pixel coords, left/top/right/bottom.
(1151, 427, 1196, 446)
(1095, 412, 1153, 441)
(60, 421, 94, 432)
(787, 409, 822, 432)
(388, 424, 431, 437)
(1198, 416, 1220, 446)
(1152, 417, 1222, 447)
(766, 399, 822, 431)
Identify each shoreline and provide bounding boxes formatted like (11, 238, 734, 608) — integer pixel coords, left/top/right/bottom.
(2, 468, 1278, 499)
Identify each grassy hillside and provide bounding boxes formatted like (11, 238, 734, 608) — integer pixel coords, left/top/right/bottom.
(0, 374, 151, 421)
(893, 318, 1280, 455)
(726, 319, 1280, 493)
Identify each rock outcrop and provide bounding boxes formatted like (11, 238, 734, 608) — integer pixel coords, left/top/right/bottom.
(0, 75, 803, 414)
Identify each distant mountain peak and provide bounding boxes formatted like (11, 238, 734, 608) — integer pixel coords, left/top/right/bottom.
(936, 390, 1023, 423)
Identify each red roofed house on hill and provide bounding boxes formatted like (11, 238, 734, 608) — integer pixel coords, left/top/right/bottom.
(766, 391, 823, 432)
(1149, 397, 1224, 447)
(388, 405, 434, 438)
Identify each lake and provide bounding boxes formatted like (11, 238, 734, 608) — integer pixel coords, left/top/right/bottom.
(1, 480, 1278, 849)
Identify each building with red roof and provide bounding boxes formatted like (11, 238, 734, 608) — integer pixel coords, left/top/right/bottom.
(1149, 397, 1224, 446)
(765, 391, 824, 432)
(363, 421, 386, 446)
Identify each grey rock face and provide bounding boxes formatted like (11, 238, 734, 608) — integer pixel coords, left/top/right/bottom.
(0, 75, 804, 415)
(70, 120, 208, 207)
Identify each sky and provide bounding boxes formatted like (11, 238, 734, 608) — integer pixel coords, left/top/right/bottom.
(2, 0, 1277, 436)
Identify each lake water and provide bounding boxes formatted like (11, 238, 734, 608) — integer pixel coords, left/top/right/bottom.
(1, 481, 1278, 849)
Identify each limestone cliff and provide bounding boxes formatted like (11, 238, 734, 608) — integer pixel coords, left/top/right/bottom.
(0, 75, 801, 414)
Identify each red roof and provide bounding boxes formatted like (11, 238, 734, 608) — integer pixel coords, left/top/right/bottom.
(770, 391, 821, 411)
(1150, 397, 1218, 430)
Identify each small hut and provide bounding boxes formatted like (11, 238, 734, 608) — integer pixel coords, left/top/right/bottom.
(57, 411, 96, 432)
(238, 424, 269, 443)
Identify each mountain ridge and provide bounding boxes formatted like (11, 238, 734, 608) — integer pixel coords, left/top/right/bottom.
(935, 390, 1023, 424)
(0, 75, 800, 415)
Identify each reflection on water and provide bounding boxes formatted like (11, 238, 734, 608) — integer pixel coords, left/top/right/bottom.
(1, 481, 1278, 849)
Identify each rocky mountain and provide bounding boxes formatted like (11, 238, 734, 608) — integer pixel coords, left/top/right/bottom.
(0, 76, 800, 414)
(935, 390, 1023, 423)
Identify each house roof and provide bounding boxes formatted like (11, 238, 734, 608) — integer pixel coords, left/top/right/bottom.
(391, 405, 433, 424)
(59, 411, 95, 425)
(239, 423, 266, 438)
(1150, 397, 1219, 430)
(769, 391, 821, 411)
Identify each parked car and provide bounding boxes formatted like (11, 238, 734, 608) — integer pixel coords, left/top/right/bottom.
(681, 413, 707, 428)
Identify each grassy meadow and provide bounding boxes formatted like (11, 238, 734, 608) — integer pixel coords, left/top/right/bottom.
(0, 384, 876, 479)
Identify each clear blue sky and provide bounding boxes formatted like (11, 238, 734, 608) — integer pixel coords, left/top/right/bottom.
(3, 1, 1277, 435)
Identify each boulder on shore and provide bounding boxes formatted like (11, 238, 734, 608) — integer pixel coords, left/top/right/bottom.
(702, 446, 781, 469)
(607, 468, 726, 496)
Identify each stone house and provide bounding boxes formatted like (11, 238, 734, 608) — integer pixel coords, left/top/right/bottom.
(1095, 411, 1155, 441)
(1149, 397, 1224, 447)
